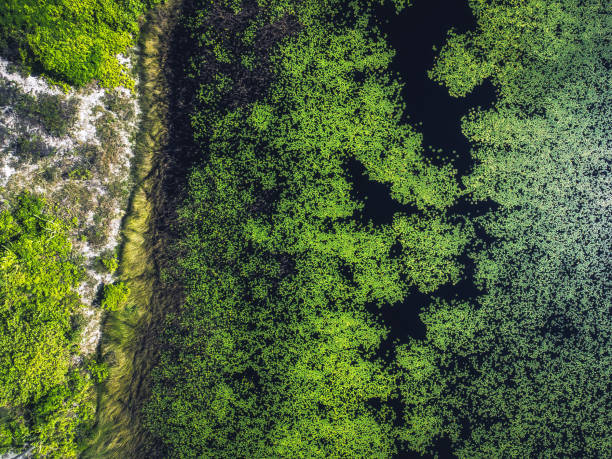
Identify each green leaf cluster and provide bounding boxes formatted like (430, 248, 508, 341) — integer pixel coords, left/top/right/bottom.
(0, 193, 96, 457)
(0, 0, 160, 87)
(402, 1, 612, 456)
(101, 282, 130, 311)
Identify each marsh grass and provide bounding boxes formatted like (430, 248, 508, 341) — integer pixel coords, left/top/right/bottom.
(81, 1, 183, 456)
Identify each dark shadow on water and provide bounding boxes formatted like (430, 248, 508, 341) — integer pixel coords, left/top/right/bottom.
(360, 0, 498, 329)
(354, 0, 498, 332)
(346, 158, 410, 225)
(355, 4, 499, 457)
(348, 0, 498, 229)
(374, 0, 496, 176)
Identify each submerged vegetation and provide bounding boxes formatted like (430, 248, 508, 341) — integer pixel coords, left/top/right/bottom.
(83, 1, 180, 456)
(0, 0, 609, 457)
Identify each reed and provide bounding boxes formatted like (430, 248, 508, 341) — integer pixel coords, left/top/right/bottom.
(81, 1, 181, 456)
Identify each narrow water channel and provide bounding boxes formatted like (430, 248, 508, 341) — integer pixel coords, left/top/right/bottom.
(377, 0, 496, 172)
(356, 0, 497, 221)
(360, 7, 497, 448)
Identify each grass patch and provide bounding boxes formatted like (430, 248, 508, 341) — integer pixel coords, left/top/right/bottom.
(81, 1, 182, 457)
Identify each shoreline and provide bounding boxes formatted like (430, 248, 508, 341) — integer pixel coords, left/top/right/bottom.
(82, 1, 182, 456)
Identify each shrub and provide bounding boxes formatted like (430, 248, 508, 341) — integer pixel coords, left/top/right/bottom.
(0, 0, 160, 88)
(101, 282, 130, 311)
(96, 250, 119, 274)
(0, 193, 93, 457)
(87, 361, 109, 384)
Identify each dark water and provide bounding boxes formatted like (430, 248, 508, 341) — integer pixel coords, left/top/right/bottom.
(369, 0, 497, 330)
(376, 0, 496, 173)
(360, 2, 498, 457)
(351, 0, 497, 225)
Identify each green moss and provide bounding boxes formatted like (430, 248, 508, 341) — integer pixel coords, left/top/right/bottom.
(87, 361, 109, 384)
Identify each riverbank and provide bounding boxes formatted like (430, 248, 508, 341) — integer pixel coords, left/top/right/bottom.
(82, 1, 182, 456)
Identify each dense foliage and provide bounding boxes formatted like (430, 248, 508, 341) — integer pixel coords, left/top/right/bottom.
(0, 194, 96, 458)
(143, 0, 470, 456)
(1, 0, 608, 457)
(401, 0, 611, 456)
(0, 0, 159, 87)
(101, 282, 131, 311)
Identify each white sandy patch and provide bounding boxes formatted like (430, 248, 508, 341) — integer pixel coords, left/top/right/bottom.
(0, 52, 142, 357)
(0, 58, 62, 96)
(0, 154, 17, 186)
(117, 53, 131, 68)
(79, 307, 104, 356)
(73, 89, 105, 145)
